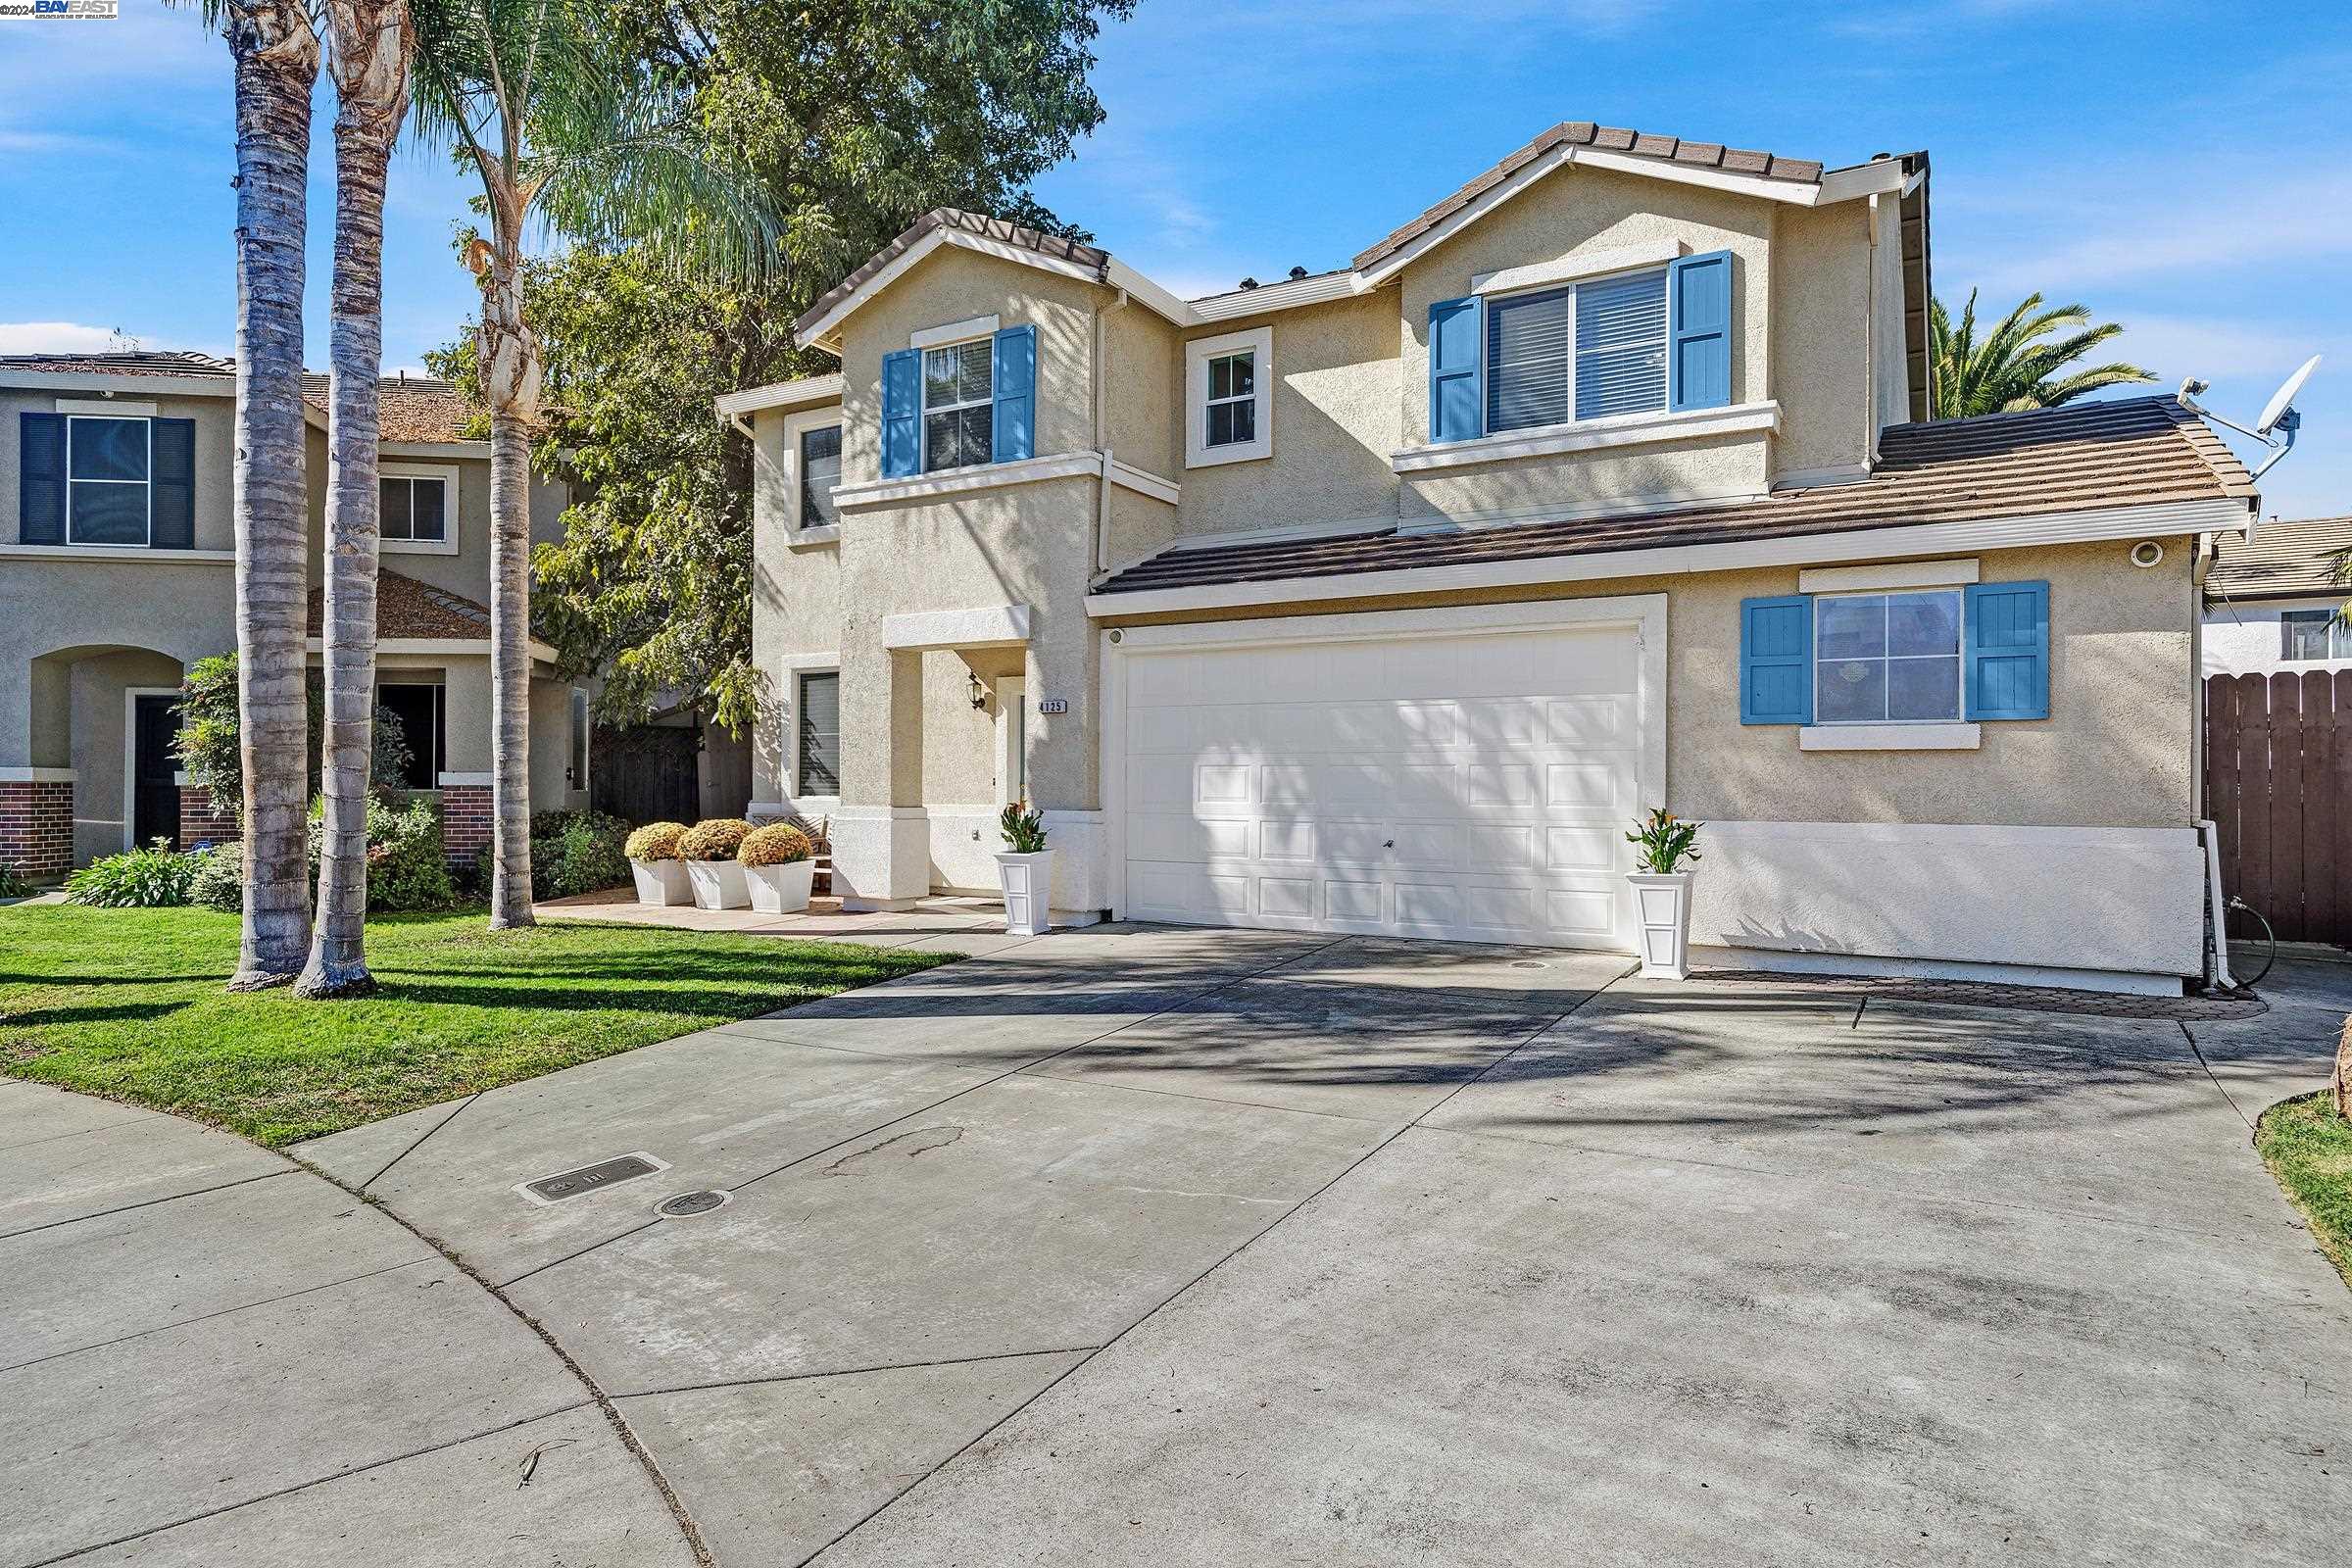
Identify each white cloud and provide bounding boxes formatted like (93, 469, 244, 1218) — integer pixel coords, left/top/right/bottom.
(2110, 315, 2338, 386)
(1947, 171, 2352, 296)
(0, 321, 141, 355)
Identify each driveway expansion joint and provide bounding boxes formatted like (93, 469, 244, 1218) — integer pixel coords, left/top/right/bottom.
(0, 1166, 295, 1242)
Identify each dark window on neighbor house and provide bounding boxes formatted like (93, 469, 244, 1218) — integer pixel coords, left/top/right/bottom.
(921, 339, 993, 471)
(68, 416, 151, 544)
(379, 474, 448, 543)
(796, 670, 840, 795)
(800, 424, 842, 529)
(376, 681, 446, 789)
(2281, 610, 2352, 661)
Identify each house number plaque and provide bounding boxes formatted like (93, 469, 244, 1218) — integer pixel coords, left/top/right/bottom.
(1037, 698, 1070, 715)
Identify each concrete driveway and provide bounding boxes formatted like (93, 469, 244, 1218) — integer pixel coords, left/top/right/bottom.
(6, 919, 2348, 1565)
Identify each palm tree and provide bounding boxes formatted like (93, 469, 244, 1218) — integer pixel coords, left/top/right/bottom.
(411, 0, 770, 929)
(297, 0, 413, 999)
(1930, 290, 2156, 418)
(214, 0, 319, 990)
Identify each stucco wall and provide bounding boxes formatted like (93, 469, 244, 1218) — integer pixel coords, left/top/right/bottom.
(1174, 289, 1402, 537)
(1104, 486, 1179, 575)
(1400, 428, 1769, 523)
(1, 388, 238, 550)
(1, 558, 235, 767)
(68, 648, 184, 861)
(1770, 200, 1873, 476)
(302, 427, 566, 608)
(1103, 299, 1180, 479)
(1096, 537, 2197, 831)
(748, 406, 847, 805)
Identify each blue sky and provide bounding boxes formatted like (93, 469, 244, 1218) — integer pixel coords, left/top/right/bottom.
(3, 0, 2346, 516)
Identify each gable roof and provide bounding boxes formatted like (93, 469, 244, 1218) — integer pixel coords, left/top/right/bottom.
(2205, 514, 2352, 602)
(1350, 122, 1833, 273)
(0, 353, 480, 444)
(1092, 397, 2255, 604)
(789, 121, 1921, 354)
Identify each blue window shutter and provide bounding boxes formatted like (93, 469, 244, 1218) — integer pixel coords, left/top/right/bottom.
(991, 324, 1036, 463)
(1428, 295, 1484, 443)
(19, 412, 65, 544)
(1668, 250, 1733, 412)
(1965, 580, 2050, 720)
(151, 417, 195, 549)
(881, 348, 920, 477)
(1740, 594, 1813, 724)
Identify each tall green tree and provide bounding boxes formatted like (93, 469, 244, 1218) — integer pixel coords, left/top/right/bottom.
(210, 0, 319, 990)
(501, 0, 1134, 731)
(1931, 289, 2155, 417)
(299, 0, 414, 999)
(410, 0, 773, 929)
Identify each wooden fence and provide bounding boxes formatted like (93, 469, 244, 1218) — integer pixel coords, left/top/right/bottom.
(2205, 670, 2352, 947)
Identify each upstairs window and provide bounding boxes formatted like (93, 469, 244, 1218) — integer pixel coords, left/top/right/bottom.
(68, 416, 151, 545)
(2281, 609, 2352, 661)
(1184, 324, 1273, 467)
(922, 339, 993, 471)
(799, 423, 842, 529)
(1204, 351, 1255, 448)
(1484, 267, 1669, 435)
(378, 471, 450, 548)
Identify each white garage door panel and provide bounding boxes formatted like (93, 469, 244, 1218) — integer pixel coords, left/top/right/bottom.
(1120, 621, 1644, 949)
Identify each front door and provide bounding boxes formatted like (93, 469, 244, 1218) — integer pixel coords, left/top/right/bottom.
(131, 694, 181, 850)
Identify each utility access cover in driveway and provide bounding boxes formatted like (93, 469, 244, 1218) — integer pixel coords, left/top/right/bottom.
(517, 1152, 667, 1205)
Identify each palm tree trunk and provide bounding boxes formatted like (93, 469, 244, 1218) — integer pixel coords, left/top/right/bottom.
(222, 0, 318, 991)
(477, 236, 541, 928)
(298, 0, 410, 999)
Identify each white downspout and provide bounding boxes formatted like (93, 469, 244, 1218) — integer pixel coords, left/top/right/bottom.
(1093, 287, 1130, 576)
(1863, 192, 1880, 467)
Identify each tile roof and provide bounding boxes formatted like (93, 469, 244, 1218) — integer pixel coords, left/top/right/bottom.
(2205, 514, 2352, 602)
(1095, 397, 2257, 600)
(310, 568, 493, 642)
(795, 209, 1110, 340)
(1350, 122, 1832, 273)
(0, 353, 479, 443)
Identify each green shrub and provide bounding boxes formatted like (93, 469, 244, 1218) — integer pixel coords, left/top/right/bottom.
(529, 808, 631, 900)
(624, 821, 686, 860)
(307, 795, 455, 912)
(189, 844, 243, 912)
(65, 841, 200, 907)
(0, 860, 33, 900)
(679, 818, 752, 862)
(998, 800, 1047, 854)
(176, 653, 414, 819)
(739, 822, 812, 866)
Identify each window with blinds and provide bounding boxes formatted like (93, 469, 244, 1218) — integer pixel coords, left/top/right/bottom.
(796, 670, 841, 796)
(1484, 267, 1670, 435)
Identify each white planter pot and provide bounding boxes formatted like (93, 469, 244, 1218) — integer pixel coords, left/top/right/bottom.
(745, 859, 815, 914)
(1627, 871, 1694, 981)
(995, 850, 1055, 937)
(630, 858, 693, 907)
(687, 858, 751, 910)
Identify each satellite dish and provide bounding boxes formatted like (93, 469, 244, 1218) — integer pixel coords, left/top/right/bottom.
(2257, 354, 2321, 435)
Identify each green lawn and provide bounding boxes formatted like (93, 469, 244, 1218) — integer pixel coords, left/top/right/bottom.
(2257, 1091, 2352, 1288)
(0, 905, 950, 1146)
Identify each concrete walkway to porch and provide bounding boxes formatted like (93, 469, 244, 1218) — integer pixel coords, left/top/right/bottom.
(533, 888, 1042, 956)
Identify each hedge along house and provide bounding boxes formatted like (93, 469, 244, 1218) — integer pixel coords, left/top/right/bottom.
(0, 351, 591, 877)
(723, 121, 2259, 995)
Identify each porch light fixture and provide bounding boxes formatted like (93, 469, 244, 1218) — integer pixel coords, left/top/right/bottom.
(968, 670, 988, 710)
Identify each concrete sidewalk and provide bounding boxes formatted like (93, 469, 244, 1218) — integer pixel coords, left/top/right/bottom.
(0, 1082, 693, 1568)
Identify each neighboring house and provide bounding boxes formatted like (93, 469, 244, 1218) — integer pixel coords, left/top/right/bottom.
(720, 120, 2259, 995)
(2201, 514, 2352, 677)
(0, 351, 592, 877)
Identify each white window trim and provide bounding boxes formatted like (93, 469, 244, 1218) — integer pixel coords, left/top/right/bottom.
(910, 313, 999, 351)
(568, 687, 591, 797)
(122, 685, 181, 852)
(779, 404, 844, 544)
(1184, 325, 1272, 468)
(1799, 723, 1981, 752)
(1469, 238, 1687, 297)
(1810, 586, 1968, 728)
(379, 462, 461, 556)
(918, 333, 996, 476)
(1798, 558, 1979, 593)
(832, 450, 1100, 511)
(2279, 608, 2352, 662)
(781, 653, 842, 807)
(1393, 400, 1780, 472)
(66, 413, 154, 548)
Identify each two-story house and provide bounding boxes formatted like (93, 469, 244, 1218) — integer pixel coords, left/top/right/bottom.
(1, 350, 591, 878)
(721, 122, 2258, 995)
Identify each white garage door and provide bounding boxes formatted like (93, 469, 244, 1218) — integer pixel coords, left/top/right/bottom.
(1117, 616, 1646, 949)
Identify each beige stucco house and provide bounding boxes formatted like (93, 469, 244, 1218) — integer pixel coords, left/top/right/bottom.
(2200, 514, 2352, 677)
(722, 121, 2259, 995)
(1, 351, 591, 877)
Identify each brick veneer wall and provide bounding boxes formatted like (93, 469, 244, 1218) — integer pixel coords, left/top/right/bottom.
(0, 780, 74, 882)
(176, 784, 239, 851)
(439, 783, 492, 867)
